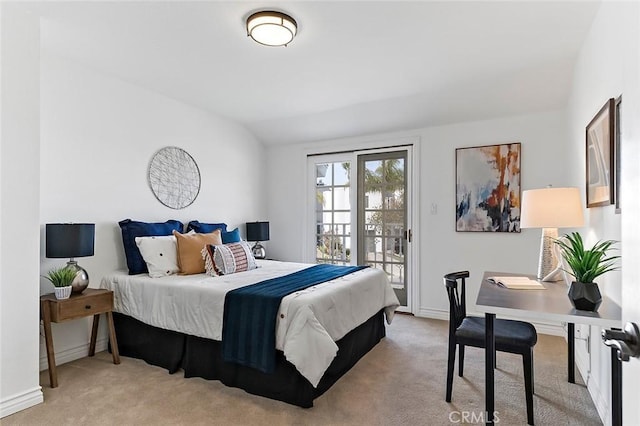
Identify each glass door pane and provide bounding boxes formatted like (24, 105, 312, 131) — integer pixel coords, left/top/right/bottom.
(357, 151, 408, 305)
(315, 161, 352, 265)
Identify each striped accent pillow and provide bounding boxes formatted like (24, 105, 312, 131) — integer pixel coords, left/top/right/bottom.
(202, 242, 257, 276)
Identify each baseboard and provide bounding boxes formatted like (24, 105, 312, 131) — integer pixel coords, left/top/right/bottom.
(39, 337, 109, 371)
(417, 307, 449, 321)
(528, 322, 565, 336)
(0, 387, 43, 418)
(416, 308, 565, 336)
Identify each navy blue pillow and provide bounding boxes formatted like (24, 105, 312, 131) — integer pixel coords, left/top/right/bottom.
(187, 221, 227, 234)
(222, 227, 241, 244)
(119, 219, 183, 275)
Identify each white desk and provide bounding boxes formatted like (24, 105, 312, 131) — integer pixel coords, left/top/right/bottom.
(475, 271, 621, 425)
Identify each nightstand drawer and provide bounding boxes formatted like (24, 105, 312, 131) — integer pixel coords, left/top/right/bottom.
(49, 290, 113, 322)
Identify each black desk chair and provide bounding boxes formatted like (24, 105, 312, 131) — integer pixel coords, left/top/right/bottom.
(444, 271, 537, 425)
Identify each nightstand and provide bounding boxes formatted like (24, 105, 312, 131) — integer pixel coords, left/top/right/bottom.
(40, 288, 120, 388)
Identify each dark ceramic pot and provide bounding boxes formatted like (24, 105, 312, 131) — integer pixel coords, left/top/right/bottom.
(568, 281, 602, 312)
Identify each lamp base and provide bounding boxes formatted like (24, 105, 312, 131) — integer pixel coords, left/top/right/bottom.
(537, 228, 562, 282)
(251, 242, 266, 259)
(67, 260, 89, 293)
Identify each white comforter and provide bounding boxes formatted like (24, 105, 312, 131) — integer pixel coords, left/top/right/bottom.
(100, 260, 399, 387)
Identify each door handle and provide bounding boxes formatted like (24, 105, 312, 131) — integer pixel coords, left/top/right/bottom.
(602, 322, 640, 362)
(403, 229, 412, 242)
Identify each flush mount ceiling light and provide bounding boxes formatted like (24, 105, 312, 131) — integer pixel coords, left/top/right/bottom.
(247, 11, 297, 47)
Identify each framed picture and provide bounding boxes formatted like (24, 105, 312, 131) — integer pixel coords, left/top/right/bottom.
(614, 95, 622, 214)
(586, 98, 615, 208)
(455, 142, 521, 232)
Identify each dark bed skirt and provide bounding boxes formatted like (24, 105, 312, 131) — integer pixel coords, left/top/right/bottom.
(112, 310, 386, 407)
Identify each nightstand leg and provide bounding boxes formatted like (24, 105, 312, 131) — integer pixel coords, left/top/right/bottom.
(106, 311, 120, 364)
(42, 301, 58, 388)
(89, 314, 100, 357)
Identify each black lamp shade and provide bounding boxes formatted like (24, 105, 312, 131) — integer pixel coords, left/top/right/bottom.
(46, 223, 95, 258)
(246, 221, 269, 242)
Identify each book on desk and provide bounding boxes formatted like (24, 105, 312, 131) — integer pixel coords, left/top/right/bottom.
(487, 276, 546, 290)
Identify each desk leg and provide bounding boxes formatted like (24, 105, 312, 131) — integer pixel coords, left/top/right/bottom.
(611, 347, 622, 426)
(568, 322, 575, 383)
(486, 313, 496, 425)
(41, 301, 58, 388)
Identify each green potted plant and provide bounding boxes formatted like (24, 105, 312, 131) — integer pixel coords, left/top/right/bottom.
(555, 232, 620, 312)
(44, 266, 77, 300)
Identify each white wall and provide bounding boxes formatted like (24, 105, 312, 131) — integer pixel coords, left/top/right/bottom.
(567, 1, 639, 424)
(38, 53, 266, 369)
(0, 4, 44, 417)
(267, 109, 571, 330)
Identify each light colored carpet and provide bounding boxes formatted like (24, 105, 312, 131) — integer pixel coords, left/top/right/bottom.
(4, 315, 601, 425)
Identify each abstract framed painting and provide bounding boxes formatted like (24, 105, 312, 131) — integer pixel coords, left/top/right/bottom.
(456, 143, 521, 232)
(614, 95, 622, 214)
(586, 98, 615, 208)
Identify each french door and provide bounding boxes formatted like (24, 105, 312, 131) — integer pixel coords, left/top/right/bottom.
(357, 151, 408, 306)
(309, 148, 412, 308)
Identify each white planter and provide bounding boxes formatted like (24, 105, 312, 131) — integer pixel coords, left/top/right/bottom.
(54, 285, 72, 300)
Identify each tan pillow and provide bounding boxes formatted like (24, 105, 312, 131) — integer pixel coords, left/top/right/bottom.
(173, 229, 222, 274)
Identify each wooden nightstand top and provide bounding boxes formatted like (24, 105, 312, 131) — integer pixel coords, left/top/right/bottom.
(41, 288, 114, 323)
(40, 287, 110, 303)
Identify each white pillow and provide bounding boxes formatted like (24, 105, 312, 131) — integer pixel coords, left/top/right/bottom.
(135, 235, 179, 278)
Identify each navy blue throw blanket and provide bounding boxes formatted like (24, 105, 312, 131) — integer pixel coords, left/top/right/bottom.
(222, 264, 368, 373)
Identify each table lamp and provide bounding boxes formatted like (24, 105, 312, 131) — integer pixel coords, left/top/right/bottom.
(246, 221, 269, 259)
(520, 187, 584, 281)
(46, 223, 95, 293)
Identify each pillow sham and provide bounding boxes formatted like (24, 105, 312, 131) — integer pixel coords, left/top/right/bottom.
(135, 235, 179, 278)
(119, 219, 183, 275)
(186, 221, 227, 234)
(221, 227, 242, 244)
(174, 229, 222, 275)
(202, 241, 257, 276)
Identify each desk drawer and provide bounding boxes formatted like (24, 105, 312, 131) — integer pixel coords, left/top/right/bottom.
(51, 291, 113, 322)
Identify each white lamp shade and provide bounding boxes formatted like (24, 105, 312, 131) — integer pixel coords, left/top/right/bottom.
(520, 187, 585, 228)
(247, 11, 297, 47)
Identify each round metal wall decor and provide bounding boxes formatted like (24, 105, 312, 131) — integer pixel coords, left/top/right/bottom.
(148, 146, 201, 209)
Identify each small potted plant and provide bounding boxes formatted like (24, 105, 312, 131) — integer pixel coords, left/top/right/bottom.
(555, 232, 620, 312)
(44, 266, 77, 300)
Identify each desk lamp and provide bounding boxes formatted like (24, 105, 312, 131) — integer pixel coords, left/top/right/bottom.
(520, 187, 584, 281)
(46, 223, 95, 293)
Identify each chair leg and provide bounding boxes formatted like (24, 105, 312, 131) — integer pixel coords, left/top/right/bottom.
(531, 348, 535, 395)
(446, 338, 457, 402)
(523, 348, 535, 425)
(458, 344, 465, 377)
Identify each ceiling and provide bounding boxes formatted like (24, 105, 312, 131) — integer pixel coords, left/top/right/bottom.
(35, 1, 601, 145)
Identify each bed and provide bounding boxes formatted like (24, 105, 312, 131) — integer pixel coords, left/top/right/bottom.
(100, 259, 399, 407)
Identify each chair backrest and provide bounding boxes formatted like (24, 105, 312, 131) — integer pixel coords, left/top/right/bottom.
(444, 271, 470, 330)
